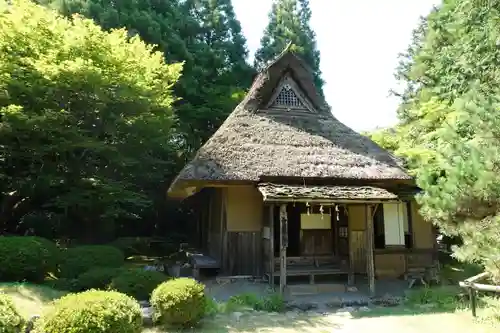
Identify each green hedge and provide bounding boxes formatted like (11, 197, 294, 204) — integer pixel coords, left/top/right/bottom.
(109, 268, 168, 300)
(36, 290, 142, 333)
(0, 236, 59, 282)
(0, 293, 24, 333)
(59, 245, 124, 279)
(75, 267, 124, 291)
(150, 278, 206, 327)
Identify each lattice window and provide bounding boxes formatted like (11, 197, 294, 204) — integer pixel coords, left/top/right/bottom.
(273, 84, 304, 108)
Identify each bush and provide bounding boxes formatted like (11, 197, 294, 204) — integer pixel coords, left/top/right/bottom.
(405, 285, 466, 310)
(59, 245, 125, 278)
(109, 268, 167, 300)
(0, 236, 59, 282)
(75, 267, 124, 291)
(36, 290, 142, 333)
(44, 277, 79, 292)
(0, 293, 24, 333)
(108, 237, 152, 258)
(150, 278, 206, 327)
(226, 292, 285, 312)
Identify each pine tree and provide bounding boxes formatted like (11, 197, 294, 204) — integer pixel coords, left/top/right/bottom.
(392, 0, 500, 279)
(254, 0, 324, 95)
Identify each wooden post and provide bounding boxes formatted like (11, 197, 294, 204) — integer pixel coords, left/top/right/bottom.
(469, 287, 477, 317)
(279, 204, 288, 295)
(269, 204, 275, 288)
(366, 205, 376, 296)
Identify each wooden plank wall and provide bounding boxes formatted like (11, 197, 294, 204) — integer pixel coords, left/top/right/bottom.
(207, 188, 223, 262)
(350, 230, 366, 273)
(374, 251, 406, 278)
(225, 231, 263, 276)
(348, 205, 367, 274)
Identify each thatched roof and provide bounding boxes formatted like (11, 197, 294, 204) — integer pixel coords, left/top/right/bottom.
(257, 183, 399, 202)
(168, 47, 412, 197)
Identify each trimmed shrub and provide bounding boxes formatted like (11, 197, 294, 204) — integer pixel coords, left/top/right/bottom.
(0, 236, 59, 282)
(108, 237, 152, 258)
(0, 293, 24, 333)
(44, 277, 79, 292)
(109, 268, 168, 300)
(59, 245, 124, 279)
(150, 278, 206, 327)
(75, 267, 124, 291)
(36, 290, 142, 333)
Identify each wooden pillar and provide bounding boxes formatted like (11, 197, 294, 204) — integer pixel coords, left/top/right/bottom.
(269, 204, 275, 288)
(279, 204, 288, 295)
(366, 204, 376, 296)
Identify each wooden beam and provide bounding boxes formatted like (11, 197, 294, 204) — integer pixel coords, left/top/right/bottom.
(220, 188, 227, 273)
(279, 204, 288, 295)
(366, 204, 376, 296)
(269, 204, 275, 289)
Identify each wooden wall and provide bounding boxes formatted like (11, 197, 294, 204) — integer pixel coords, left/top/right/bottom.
(374, 250, 406, 278)
(225, 186, 263, 231)
(221, 186, 264, 276)
(373, 200, 436, 278)
(224, 231, 263, 276)
(207, 188, 225, 262)
(411, 201, 435, 249)
(348, 205, 367, 274)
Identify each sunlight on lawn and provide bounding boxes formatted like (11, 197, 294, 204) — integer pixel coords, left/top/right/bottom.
(0, 282, 66, 319)
(1, 282, 498, 333)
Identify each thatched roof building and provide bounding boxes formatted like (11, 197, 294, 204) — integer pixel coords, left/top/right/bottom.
(168, 46, 413, 198)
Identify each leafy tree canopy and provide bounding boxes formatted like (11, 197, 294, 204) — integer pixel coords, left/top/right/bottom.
(0, 0, 182, 240)
(392, 0, 500, 279)
(43, 0, 255, 155)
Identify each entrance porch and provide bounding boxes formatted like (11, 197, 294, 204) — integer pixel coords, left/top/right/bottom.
(193, 183, 437, 296)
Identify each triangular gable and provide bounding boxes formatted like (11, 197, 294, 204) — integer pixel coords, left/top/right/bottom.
(264, 74, 315, 113)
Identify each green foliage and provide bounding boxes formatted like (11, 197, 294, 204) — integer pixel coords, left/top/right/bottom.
(59, 245, 124, 279)
(0, 0, 183, 240)
(405, 285, 466, 310)
(35, 290, 142, 333)
(391, 0, 500, 281)
(150, 277, 206, 327)
(75, 267, 123, 292)
(108, 237, 153, 258)
(226, 292, 285, 313)
(109, 268, 167, 300)
(204, 297, 222, 317)
(440, 261, 484, 285)
(44, 277, 78, 292)
(0, 293, 24, 333)
(254, 0, 324, 95)
(0, 236, 59, 282)
(417, 93, 500, 282)
(45, 0, 254, 157)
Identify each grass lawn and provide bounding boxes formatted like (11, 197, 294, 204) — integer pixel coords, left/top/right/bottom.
(0, 282, 66, 318)
(2, 282, 498, 333)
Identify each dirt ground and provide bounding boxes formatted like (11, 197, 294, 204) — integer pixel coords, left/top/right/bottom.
(144, 308, 499, 333)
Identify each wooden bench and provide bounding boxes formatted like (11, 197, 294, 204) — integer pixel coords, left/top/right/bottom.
(273, 256, 348, 284)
